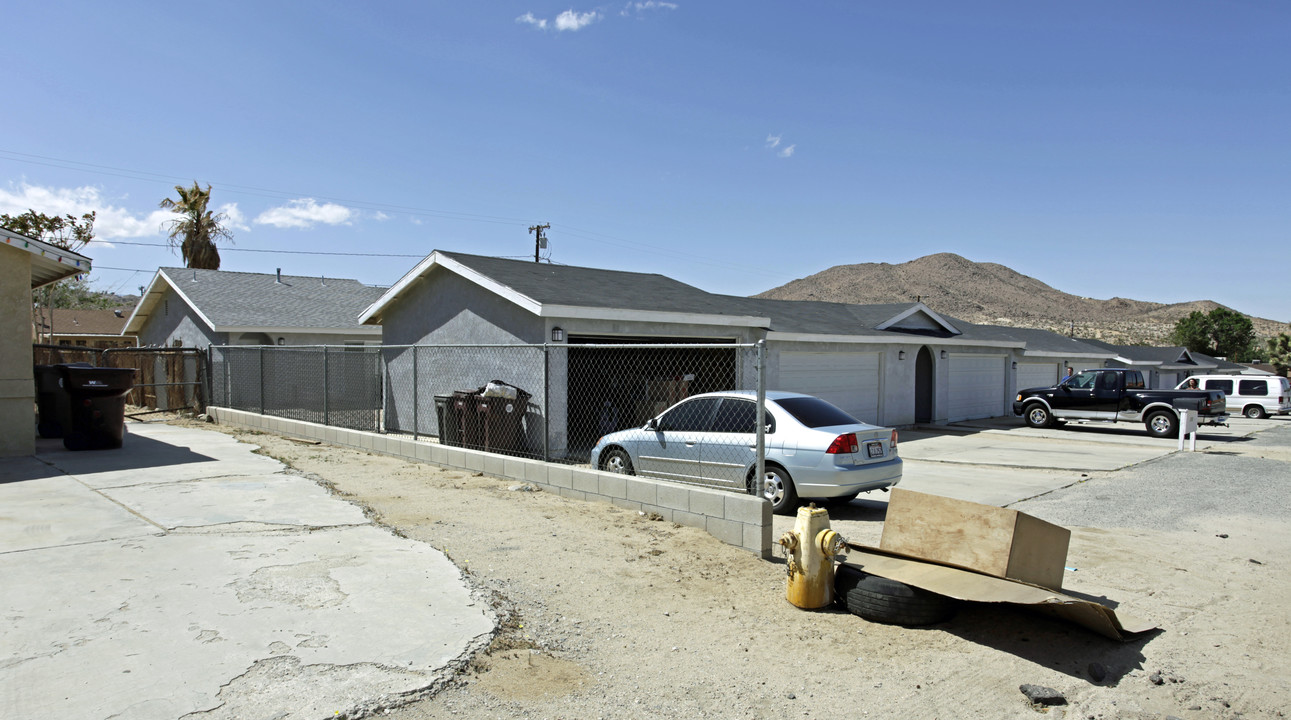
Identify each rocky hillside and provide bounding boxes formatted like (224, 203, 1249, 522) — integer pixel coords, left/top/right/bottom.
(755, 253, 1288, 347)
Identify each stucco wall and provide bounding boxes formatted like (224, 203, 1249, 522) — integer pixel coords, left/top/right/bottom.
(137, 287, 224, 349)
(1, 247, 35, 457)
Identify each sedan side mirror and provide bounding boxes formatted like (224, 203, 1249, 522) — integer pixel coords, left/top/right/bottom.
(646, 417, 660, 431)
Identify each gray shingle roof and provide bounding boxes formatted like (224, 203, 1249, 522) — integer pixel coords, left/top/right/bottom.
(1078, 339, 1216, 369)
(161, 267, 385, 329)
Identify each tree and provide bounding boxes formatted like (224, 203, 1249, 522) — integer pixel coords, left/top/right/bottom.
(1, 210, 99, 342)
(159, 182, 233, 269)
(1169, 307, 1256, 361)
(0, 209, 95, 251)
(1267, 333, 1291, 376)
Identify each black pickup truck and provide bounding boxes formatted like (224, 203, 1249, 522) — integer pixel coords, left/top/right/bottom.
(1013, 368, 1228, 438)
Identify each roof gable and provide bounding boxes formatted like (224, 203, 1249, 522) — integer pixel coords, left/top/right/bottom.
(126, 268, 386, 335)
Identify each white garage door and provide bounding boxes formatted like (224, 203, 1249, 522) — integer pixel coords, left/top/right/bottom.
(777, 351, 881, 423)
(1016, 362, 1057, 393)
(948, 354, 1006, 422)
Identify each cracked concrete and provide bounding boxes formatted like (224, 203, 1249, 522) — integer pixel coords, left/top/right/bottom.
(0, 422, 495, 719)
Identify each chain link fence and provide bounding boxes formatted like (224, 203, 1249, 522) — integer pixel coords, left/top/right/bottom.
(209, 343, 764, 490)
(33, 344, 206, 412)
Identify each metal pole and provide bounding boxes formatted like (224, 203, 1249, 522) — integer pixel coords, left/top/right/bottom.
(323, 346, 330, 427)
(412, 345, 419, 441)
(259, 346, 265, 416)
(754, 340, 766, 499)
(543, 343, 550, 462)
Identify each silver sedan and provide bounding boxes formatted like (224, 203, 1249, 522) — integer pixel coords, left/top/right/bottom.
(589, 390, 902, 514)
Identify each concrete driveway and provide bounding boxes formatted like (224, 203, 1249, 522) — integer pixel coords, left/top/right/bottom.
(779, 414, 1274, 538)
(0, 422, 494, 720)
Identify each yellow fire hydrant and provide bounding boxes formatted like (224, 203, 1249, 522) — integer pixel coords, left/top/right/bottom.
(778, 504, 849, 609)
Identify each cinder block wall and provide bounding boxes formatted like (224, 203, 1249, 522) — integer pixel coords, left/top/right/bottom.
(210, 407, 772, 557)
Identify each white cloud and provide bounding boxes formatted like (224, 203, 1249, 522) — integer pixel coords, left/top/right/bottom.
(518, 8, 603, 32)
(516, 12, 547, 29)
(254, 199, 354, 229)
(0, 181, 174, 240)
(622, 1, 678, 16)
(373, 211, 390, 222)
(220, 203, 249, 232)
(765, 134, 795, 158)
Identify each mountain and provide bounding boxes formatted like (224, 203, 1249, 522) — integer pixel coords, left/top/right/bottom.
(754, 253, 1288, 347)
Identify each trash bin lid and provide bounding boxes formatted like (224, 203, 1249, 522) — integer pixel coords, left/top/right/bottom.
(57, 365, 136, 391)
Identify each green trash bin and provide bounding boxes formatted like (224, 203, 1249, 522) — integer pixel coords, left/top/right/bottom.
(434, 394, 462, 447)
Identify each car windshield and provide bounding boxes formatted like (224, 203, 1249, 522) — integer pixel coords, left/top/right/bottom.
(771, 396, 859, 428)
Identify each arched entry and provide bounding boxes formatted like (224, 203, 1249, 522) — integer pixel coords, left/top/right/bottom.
(915, 346, 934, 424)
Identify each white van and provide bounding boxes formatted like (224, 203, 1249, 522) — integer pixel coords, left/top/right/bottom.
(1177, 375, 1290, 419)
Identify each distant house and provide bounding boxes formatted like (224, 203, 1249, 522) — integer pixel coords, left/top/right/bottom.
(124, 268, 385, 349)
(1076, 339, 1221, 389)
(359, 251, 1115, 455)
(2, 226, 93, 457)
(36, 307, 137, 348)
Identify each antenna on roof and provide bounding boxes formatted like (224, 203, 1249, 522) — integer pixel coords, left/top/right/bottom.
(529, 223, 550, 263)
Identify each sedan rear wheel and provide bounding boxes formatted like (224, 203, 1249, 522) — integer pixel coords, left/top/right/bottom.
(751, 464, 798, 515)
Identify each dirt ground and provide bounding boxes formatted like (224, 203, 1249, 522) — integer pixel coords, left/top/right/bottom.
(181, 417, 1289, 720)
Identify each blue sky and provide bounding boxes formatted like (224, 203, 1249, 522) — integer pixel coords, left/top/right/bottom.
(3, 1, 1288, 322)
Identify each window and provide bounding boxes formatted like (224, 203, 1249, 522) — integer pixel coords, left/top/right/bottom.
(1126, 372, 1146, 389)
(772, 396, 858, 428)
(1097, 372, 1119, 391)
(1239, 379, 1269, 397)
(1205, 379, 1234, 395)
(657, 397, 719, 432)
(1068, 371, 1098, 389)
(710, 399, 773, 434)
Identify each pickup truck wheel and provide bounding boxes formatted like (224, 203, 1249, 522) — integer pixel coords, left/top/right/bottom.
(1244, 405, 1266, 419)
(1024, 403, 1054, 428)
(1145, 410, 1178, 438)
(834, 563, 956, 626)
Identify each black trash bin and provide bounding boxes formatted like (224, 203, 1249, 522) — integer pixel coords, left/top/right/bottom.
(453, 390, 483, 449)
(57, 365, 136, 450)
(33, 362, 92, 438)
(475, 383, 531, 455)
(434, 394, 462, 447)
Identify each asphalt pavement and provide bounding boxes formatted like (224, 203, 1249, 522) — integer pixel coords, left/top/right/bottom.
(0, 422, 495, 720)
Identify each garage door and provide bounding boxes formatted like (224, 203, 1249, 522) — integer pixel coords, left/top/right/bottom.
(1016, 362, 1057, 393)
(948, 354, 1006, 422)
(777, 351, 881, 423)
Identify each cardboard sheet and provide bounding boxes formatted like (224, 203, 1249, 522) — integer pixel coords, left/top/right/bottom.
(843, 545, 1157, 641)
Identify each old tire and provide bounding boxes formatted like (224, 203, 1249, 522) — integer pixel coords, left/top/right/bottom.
(751, 464, 798, 515)
(834, 563, 956, 626)
(1024, 403, 1054, 428)
(1244, 405, 1266, 419)
(600, 448, 635, 475)
(1145, 410, 1178, 439)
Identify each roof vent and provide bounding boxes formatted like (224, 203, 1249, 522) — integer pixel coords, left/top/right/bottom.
(276, 268, 282, 283)
(114, 309, 123, 318)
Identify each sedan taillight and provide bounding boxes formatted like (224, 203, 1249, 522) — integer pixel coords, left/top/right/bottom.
(825, 433, 859, 454)
(890, 429, 898, 450)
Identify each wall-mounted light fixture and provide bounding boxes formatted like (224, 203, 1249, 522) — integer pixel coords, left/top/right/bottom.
(1011, 361, 1018, 370)
(551, 327, 565, 343)
(898, 350, 906, 360)
(277, 337, 285, 346)
(940, 350, 948, 360)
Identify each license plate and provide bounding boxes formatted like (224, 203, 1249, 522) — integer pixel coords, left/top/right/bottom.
(865, 441, 884, 458)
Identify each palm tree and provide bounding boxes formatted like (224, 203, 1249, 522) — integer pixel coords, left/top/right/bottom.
(159, 182, 233, 269)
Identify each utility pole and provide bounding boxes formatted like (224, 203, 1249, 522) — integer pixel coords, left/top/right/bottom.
(529, 223, 550, 263)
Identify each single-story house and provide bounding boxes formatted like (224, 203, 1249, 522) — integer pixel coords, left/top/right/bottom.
(1, 226, 93, 457)
(124, 267, 386, 349)
(359, 251, 1115, 456)
(1076, 339, 1222, 389)
(36, 307, 137, 348)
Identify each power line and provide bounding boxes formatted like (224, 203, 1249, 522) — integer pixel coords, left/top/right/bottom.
(89, 240, 423, 258)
